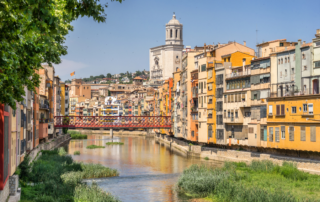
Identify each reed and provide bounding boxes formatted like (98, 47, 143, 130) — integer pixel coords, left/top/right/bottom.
(106, 142, 124, 145)
(86, 145, 105, 149)
(70, 131, 88, 139)
(74, 183, 120, 202)
(177, 160, 320, 201)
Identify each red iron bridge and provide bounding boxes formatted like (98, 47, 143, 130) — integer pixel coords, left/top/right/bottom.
(54, 116, 172, 129)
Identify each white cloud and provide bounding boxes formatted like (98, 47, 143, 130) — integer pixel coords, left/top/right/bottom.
(54, 59, 87, 77)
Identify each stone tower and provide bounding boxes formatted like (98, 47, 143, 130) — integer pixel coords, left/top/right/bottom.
(165, 14, 183, 45)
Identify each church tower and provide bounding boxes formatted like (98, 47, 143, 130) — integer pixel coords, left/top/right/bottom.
(165, 14, 183, 45)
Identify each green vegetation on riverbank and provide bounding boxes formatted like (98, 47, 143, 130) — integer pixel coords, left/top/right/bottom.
(177, 160, 320, 201)
(18, 148, 119, 202)
(106, 142, 124, 145)
(70, 131, 88, 139)
(86, 145, 105, 149)
(74, 151, 80, 155)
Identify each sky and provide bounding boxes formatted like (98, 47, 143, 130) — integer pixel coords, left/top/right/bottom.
(55, 0, 320, 82)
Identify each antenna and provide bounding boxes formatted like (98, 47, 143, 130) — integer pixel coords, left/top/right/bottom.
(256, 29, 258, 45)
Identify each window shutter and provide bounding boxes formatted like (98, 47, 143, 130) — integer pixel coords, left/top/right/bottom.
(275, 127, 280, 142)
(309, 104, 313, 114)
(251, 91, 254, 100)
(300, 126, 306, 141)
(289, 126, 294, 141)
(216, 75, 219, 84)
(281, 105, 285, 115)
(249, 127, 254, 133)
(269, 127, 273, 142)
(269, 105, 273, 115)
(4, 116, 9, 181)
(311, 126, 316, 142)
(242, 93, 245, 100)
(260, 105, 267, 118)
(276, 105, 280, 115)
(257, 91, 261, 100)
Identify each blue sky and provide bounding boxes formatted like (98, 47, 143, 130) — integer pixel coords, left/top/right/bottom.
(55, 0, 320, 82)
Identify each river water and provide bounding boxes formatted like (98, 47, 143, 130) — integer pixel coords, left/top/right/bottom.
(67, 135, 223, 202)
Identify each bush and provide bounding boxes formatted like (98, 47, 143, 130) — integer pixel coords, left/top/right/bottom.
(86, 145, 105, 149)
(63, 128, 68, 134)
(74, 151, 80, 155)
(58, 147, 67, 156)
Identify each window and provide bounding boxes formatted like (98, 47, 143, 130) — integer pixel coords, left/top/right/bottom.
(278, 59, 280, 64)
(235, 111, 238, 118)
(269, 105, 273, 115)
(288, 57, 290, 63)
(269, 127, 273, 142)
(201, 64, 206, 72)
(275, 127, 280, 142)
(254, 94, 257, 100)
(308, 103, 313, 114)
(285, 69, 287, 77)
(84, 87, 85, 89)
(170, 29, 172, 38)
(199, 112, 201, 118)
(300, 126, 306, 141)
(285, 58, 287, 63)
(208, 69, 213, 78)
(228, 111, 230, 118)
(311, 126, 316, 142)
(292, 107, 296, 114)
(208, 83, 213, 91)
(316, 42, 320, 47)
(280, 43, 284, 47)
(302, 53, 306, 60)
(224, 110, 226, 118)
(315, 61, 320, 68)
(280, 71, 282, 78)
(304, 66, 307, 71)
(208, 125, 213, 138)
(281, 126, 285, 139)
(249, 127, 254, 133)
(289, 126, 294, 141)
(204, 82, 206, 89)
(281, 58, 283, 64)
(176, 56, 178, 59)
(303, 104, 307, 112)
(276, 105, 285, 115)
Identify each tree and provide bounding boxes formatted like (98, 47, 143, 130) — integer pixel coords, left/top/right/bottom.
(0, 0, 122, 109)
(106, 73, 112, 78)
(135, 70, 142, 76)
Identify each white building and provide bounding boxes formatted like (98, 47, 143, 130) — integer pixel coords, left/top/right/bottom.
(101, 96, 121, 116)
(149, 14, 184, 81)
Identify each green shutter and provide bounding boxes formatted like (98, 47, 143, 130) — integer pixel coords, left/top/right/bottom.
(311, 126, 316, 142)
(300, 126, 306, 141)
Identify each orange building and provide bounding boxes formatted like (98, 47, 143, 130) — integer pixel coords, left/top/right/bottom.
(190, 70, 199, 142)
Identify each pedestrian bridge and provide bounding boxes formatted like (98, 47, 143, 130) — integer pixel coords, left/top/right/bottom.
(54, 116, 171, 129)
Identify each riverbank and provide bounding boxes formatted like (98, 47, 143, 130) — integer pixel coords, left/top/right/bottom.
(177, 161, 320, 201)
(69, 129, 149, 137)
(155, 134, 320, 174)
(18, 148, 120, 202)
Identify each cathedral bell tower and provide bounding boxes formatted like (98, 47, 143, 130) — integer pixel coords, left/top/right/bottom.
(165, 13, 183, 45)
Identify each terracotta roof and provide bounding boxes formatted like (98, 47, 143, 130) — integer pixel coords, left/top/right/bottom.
(257, 39, 286, 46)
(133, 76, 143, 80)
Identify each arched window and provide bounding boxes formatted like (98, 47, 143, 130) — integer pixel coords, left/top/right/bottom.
(176, 29, 178, 38)
(288, 57, 290, 63)
(170, 29, 172, 38)
(285, 58, 287, 63)
(302, 53, 305, 59)
(278, 59, 280, 64)
(281, 58, 283, 64)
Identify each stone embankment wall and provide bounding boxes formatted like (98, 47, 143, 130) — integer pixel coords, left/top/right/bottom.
(28, 134, 71, 163)
(69, 129, 149, 136)
(155, 134, 320, 175)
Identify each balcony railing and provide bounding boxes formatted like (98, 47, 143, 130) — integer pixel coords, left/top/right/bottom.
(226, 71, 251, 79)
(39, 119, 49, 123)
(40, 103, 49, 109)
(269, 88, 320, 98)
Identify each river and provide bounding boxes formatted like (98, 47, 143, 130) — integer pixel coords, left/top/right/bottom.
(67, 135, 223, 202)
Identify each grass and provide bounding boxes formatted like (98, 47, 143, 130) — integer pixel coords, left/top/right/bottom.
(74, 151, 80, 155)
(70, 131, 88, 139)
(18, 148, 119, 202)
(86, 145, 105, 149)
(177, 160, 320, 201)
(106, 142, 124, 145)
(204, 157, 209, 160)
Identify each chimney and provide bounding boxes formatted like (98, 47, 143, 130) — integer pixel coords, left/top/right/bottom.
(218, 42, 220, 48)
(204, 43, 207, 54)
(303, 41, 306, 45)
(317, 29, 320, 34)
(298, 39, 301, 46)
(244, 41, 246, 46)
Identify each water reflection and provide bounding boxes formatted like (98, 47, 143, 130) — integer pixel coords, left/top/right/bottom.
(68, 135, 223, 202)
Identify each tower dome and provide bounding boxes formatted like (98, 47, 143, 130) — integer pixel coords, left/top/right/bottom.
(165, 13, 183, 45)
(167, 14, 181, 25)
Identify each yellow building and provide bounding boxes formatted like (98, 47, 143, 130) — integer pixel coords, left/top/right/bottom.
(267, 95, 320, 152)
(60, 82, 66, 115)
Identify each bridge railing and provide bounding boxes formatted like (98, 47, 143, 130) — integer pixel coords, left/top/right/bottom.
(54, 116, 172, 128)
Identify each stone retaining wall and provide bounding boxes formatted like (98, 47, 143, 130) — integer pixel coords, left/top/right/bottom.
(155, 134, 320, 174)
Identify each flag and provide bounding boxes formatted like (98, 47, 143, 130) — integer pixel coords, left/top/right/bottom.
(70, 71, 75, 76)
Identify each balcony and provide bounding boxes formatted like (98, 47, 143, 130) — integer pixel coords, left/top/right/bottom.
(269, 88, 320, 98)
(208, 114, 212, 119)
(39, 119, 49, 123)
(226, 71, 251, 79)
(191, 107, 198, 112)
(40, 103, 49, 110)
